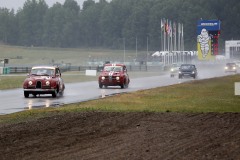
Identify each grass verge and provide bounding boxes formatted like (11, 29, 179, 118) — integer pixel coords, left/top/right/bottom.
(0, 75, 240, 124)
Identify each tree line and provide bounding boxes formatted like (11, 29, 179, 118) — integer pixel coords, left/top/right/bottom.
(0, 0, 239, 51)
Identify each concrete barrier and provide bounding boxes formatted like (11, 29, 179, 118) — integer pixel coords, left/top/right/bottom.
(86, 70, 97, 76)
(0, 67, 3, 74)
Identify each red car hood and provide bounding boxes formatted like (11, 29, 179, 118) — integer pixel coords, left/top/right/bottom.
(26, 75, 52, 81)
(100, 71, 120, 76)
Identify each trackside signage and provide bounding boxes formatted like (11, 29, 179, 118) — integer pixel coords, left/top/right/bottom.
(235, 82, 240, 95)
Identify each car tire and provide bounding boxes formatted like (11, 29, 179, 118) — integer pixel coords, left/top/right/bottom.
(24, 91, 29, 98)
(99, 83, 103, 88)
(52, 90, 57, 98)
(178, 75, 182, 79)
(125, 83, 129, 88)
(121, 79, 128, 89)
(59, 91, 64, 96)
(121, 84, 124, 89)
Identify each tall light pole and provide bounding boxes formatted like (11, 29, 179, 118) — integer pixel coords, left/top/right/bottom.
(147, 36, 149, 63)
(123, 38, 126, 63)
(136, 36, 138, 58)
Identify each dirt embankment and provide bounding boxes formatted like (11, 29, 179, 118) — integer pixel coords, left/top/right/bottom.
(0, 112, 240, 160)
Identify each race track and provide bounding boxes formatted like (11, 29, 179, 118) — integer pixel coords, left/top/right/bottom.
(0, 63, 229, 115)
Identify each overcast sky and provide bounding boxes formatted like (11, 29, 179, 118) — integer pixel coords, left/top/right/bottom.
(0, 0, 101, 11)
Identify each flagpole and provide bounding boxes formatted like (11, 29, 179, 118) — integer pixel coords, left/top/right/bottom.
(181, 23, 184, 63)
(178, 23, 181, 62)
(164, 19, 166, 51)
(174, 22, 177, 63)
(161, 19, 163, 51)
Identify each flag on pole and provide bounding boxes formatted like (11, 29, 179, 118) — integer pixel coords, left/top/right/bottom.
(161, 19, 164, 31)
(165, 19, 169, 33)
(173, 22, 176, 37)
(178, 23, 181, 34)
(168, 21, 172, 37)
(181, 23, 184, 38)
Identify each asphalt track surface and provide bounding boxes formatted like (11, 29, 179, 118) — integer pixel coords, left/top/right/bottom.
(0, 64, 231, 115)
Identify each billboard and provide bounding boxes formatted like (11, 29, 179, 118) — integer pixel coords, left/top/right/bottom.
(197, 20, 221, 60)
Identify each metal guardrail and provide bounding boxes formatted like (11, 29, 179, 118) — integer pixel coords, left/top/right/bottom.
(10, 67, 31, 73)
(7, 65, 163, 74)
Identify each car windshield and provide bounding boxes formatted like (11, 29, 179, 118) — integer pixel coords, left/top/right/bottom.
(181, 65, 194, 70)
(172, 64, 179, 68)
(104, 66, 122, 72)
(226, 63, 236, 66)
(31, 68, 54, 76)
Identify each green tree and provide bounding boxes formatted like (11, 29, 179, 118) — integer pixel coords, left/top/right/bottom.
(0, 8, 17, 44)
(42, 3, 65, 47)
(17, 0, 48, 46)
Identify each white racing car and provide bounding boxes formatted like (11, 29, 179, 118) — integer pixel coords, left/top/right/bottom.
(170, 63, 181, 77)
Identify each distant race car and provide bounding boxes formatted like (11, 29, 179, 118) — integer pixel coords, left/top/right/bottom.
(178, 64, 198, 79)
(23, 66, 65, 98)
(225, 63, 237, 73)
(170, 63, 180, 77)
(98, 64, 130, 89)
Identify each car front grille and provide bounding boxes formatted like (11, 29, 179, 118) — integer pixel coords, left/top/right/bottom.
(36, 81, 42, 88)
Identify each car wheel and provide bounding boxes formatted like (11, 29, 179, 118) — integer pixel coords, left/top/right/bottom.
(52, 90, 57, 98)
(59, 91, 64, 96)
(125, 83, 129, 88)
(24, 91, 29, 98)
(178, 75, 182, 79)
(99, 83, 103, 88)
(120, 84, 124, 89)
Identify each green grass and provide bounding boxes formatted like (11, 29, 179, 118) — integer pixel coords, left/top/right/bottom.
(64, 75, 240, 113)
(1, 75, 240, 124)
(0, 75, 25, 89)
(0, 44, 160, 89)
(0, 44, 141, 66)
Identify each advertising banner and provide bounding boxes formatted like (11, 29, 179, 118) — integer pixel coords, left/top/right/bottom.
(197, 20, 220, 60)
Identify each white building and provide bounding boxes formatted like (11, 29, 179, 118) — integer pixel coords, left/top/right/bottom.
(225, 40, 240, 59)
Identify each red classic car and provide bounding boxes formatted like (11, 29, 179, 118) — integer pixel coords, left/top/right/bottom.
(23, 66, 65, 98)
(98, 64, 130, 89)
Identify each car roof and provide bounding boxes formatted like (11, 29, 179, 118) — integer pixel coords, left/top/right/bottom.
(226, 63, 236, 65)
(180, 64, 195, 66)
(104, 64, 125, 67)
(32, 66, 57, 70)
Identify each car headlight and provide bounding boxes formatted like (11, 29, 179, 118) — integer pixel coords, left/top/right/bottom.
(116, 76, 120, 80)
(101, 76, 105, 80)
(233, 67, 236, 70)
(192, 71, 195, 74)
(28, 81, 33, 85)
(225, 67, 228, 69)
(46, 81, 50, 86)
(171, 68, 174, 72)
(179, 71, 182, 74)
